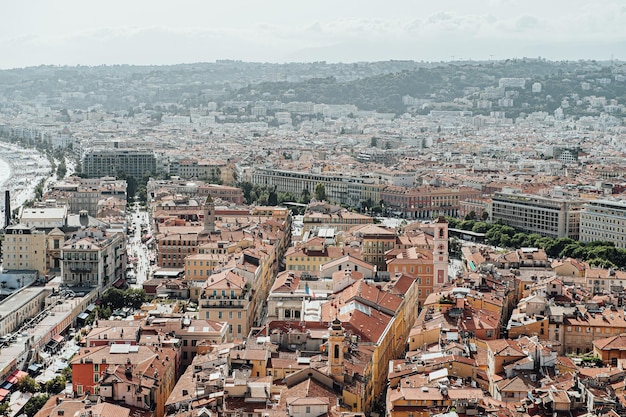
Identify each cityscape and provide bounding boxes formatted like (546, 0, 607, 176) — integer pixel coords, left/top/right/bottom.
(1, 4, 626, 417)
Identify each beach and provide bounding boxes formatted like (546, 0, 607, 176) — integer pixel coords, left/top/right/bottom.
(0, 143, 52, 225)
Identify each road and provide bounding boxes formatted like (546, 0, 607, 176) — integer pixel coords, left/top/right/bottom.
(127, 202, 154, 288)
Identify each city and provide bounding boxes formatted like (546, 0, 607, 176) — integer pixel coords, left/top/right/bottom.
(1, 45, 626, 417)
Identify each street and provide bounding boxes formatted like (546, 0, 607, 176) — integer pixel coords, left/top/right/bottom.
(126, 201, 154, 288)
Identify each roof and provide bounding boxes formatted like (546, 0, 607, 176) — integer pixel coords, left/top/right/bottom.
(593, 333, 626, 351)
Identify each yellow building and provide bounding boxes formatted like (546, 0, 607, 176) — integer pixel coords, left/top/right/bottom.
(349, 224, 397, 271)
(285, 237, 359, 275)
(564, 307, 626, 355)
(198, 270, 251, 341)
(3, 224, 47, 274)
(303, 204, 374, 233)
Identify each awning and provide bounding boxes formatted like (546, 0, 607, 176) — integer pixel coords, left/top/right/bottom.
(86, 303, 96, 312)
(28, 364, 43, 373)
(52, 335, 64, 344)
(1, 382, 12, 390)
(77, 312, 89, 320)
(113, 279, 126, 288)
(0, 388, 8, 401)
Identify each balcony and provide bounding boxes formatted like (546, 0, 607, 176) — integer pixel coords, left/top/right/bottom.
(200, 299, 246, 309)
(70, 267, 93, 273)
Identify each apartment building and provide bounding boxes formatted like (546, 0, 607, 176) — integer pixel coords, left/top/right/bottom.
(580, 199, 626, 248)
(349, 224, 397, 271)
(82, 149, 157, 180)
(491, 191, 584, 239)
(61, 228, 126, 288)
(252, 167, 376, 207)
(562, 306, 626, 355)
(48, 176, 127, 216)
(197, 270, 251, 341)
(71, 344, 177, 417)
(2, 224, 47, 273)
(380, 186, 481, 219)
(302, 204, 374, 233)
(285, 236, 361, 276)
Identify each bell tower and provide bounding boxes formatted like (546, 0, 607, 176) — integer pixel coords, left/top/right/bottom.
(433, 215, 449, 289)
(328, 318, 345, 382)
(203, 194, 215, 234)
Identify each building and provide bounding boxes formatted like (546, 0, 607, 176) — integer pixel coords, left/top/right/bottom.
(252, 167, 378, 208)
(71, 344, 177, 417)
(82, 149, 157, 180)
(197, 270, 251, 341)
(491, 191, 584, 239)
(593, 333, 626, 365)
(349, 224, 397, 272)
(47, 176, 127, 216)
(580, 199, 626, 248)
(141, 317, 228, 368)
(61, 228, 126, 288)
(2, 224, 47, 274)
(303, 203, 374, 233)
(563, 306, 626, 355)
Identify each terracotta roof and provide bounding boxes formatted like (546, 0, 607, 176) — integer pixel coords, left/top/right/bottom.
(593, 333, 626, 350)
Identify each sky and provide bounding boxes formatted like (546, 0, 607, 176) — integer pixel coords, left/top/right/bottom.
(1, 0, 625, 69)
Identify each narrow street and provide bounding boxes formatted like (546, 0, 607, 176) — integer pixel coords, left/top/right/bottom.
(126, 201, 154, 288)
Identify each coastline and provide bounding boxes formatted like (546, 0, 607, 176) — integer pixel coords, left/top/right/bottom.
(0, 142, 52, 222)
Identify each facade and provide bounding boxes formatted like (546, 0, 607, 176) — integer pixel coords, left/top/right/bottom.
(580, 199, 626, 248)
(562, 307, 626, 355)
(491, 191, 584, 239)
(61, 228, 126, 288)
(141, 317, 228, 368)
(303, 206, 374, 233)
(82, 149, 157, 180)
(380, 186, 481, 219)
(156, 232, 199, 269)
(252, 167, 379, 207)
(197, 270, 251, 341)
(0, 287, 49, 338)
(350, 224, 397, 272)
(71, 344, 177, 417)
(2, 224, 47, 273)
(593, 333, 626, 365)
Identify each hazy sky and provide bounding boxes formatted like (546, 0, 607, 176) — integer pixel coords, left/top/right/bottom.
(2, 0, 625, 69)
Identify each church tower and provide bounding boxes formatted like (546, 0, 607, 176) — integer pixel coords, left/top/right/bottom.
(203, 194, 215, 234)
(433, 215, 449, 289)
(328, 318, 345, 382)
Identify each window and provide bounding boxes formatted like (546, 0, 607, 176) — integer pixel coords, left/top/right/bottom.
(306, 407, 311, 414)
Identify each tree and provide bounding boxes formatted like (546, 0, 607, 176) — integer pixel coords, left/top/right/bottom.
(464, 211, 477, 221)
(0, 402, 10, 416)
(16, 375, 40, 393)
(23, 394, 50, 417)
(124, 288, 147, 309)
(314, 183, 327, 202)
(267, 190, 278, 206)
(44, 375, 66, 394)
(56, 158, 67, 179)
(299, 188, 311, 204)
(239, 181, 254, 204)
(61, 365, 72, 382)
(101, 288, 125, 309)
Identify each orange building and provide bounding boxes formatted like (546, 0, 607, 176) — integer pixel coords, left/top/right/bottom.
(71, 344, 177, 417)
